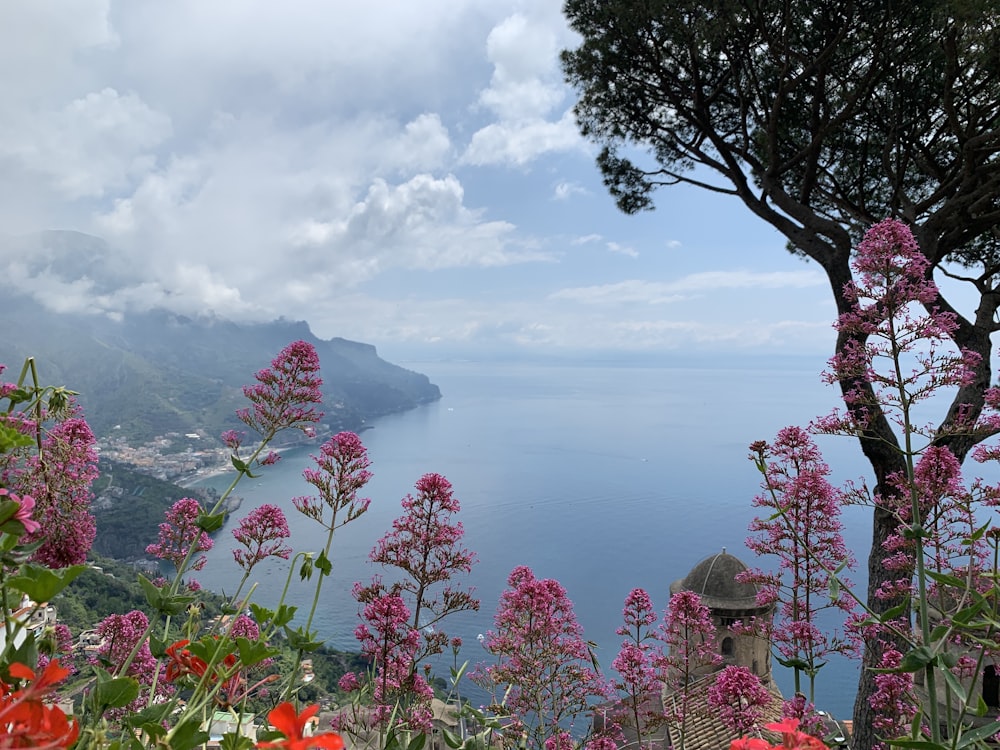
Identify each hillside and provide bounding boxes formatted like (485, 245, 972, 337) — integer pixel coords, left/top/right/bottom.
(0, 232, 440, 443)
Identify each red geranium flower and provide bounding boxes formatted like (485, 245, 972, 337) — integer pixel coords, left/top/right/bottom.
(0, 659, 78, 750)
(257, 702, 344, 750)
(164, 639, 208, 683)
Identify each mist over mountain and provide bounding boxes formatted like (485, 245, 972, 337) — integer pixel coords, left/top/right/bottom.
(0, 231, 441, 442)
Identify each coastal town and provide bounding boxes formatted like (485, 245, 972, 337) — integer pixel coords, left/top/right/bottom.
(95, 430, 236, 487)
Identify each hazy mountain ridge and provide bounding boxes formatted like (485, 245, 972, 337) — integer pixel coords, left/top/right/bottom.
(0, 232, 441, 442)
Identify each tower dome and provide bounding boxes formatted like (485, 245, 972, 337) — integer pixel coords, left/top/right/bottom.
(669, 548, 760, 610)
(668, 548, 774, 684)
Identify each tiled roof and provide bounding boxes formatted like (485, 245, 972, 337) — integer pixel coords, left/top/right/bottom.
(662, 677, 785, 750)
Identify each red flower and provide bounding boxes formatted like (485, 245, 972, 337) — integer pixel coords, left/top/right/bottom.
(764, 718, 827, 750)
(730, 718, 827, 750)
(0, 659, 78, 750)
(257, 702, 344, 750)
(164, 639, 208, 683)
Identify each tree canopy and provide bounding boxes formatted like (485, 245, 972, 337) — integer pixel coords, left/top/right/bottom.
(562, 2, 1000, 747)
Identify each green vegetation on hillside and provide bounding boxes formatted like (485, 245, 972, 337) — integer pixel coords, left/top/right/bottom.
(90, 460, 220, 560)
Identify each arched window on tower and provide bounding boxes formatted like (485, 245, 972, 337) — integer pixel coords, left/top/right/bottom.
(984, 665, 999, 709)
(721, 637, 734, 657)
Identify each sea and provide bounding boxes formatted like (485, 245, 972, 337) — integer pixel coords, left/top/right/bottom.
(193, 354, 900, 721)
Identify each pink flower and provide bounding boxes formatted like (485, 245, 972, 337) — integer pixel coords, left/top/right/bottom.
(707, 666, 772, 736)
(0, 488, 40, 535)
(12, 416, 98, 567)
(294, 432, 372, 530)
(237, 340, 324, 439)
(146, 497, 214, 572)
(232, 503, 292, 572)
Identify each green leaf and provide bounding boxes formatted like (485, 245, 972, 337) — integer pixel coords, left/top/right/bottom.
(92, 676, 141, 710)
(137, 574, 197, 616)
(878, 602, 910, 623)
(954, 720, 1000, 749)
(315, 549, 333, 576)
(126, 703, 173, 728)
(236, 636, 279, 668)
(149, 634, 167, 659)
(197, 511, 226, 533)
(925, 569, 968, 590)
(0, 422, 34, 452)
(828, 575, 840, 602)
(940, 665, 967, 705)
(442, 729, 464, 749)
(166, 719, 211, 750)
(407, 733, 427, 750)
(384, 731, 402, 750)
(219, 733, 257, 750)
(283, 625, 323, 652)
(929, 624, 950, 642)
(898, 646, 935, 672)
(250, 602, 296, 628)
(8, 563, 86, 602)
(775, 655, 811, 671)
(0, 499, 20, 526)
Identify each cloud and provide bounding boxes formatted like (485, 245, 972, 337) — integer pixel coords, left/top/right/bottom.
(553, 181, 587, 200)
(551, 270, 826, 305)
(460, 11, 583, 166)
(0, 88, 172, 200)
(606, 242, 638, 258)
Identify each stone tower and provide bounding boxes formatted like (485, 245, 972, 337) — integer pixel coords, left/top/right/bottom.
(668, 549, 774, 684)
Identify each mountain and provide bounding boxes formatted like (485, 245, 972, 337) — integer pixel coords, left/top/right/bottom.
(0, 232, 441, 442)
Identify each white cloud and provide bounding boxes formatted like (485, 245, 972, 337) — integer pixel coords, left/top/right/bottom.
(461, 10, 584, 166)
(0, 88, 171, 199)
(551, 270, 826, 305)
(463, 111, 581, 167)
(553, 181, 587, 200)
(606, 242, 638, 258)
(379, 114, 452, 174)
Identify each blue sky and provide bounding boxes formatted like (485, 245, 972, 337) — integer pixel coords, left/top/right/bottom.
(0, 1, 842, 359)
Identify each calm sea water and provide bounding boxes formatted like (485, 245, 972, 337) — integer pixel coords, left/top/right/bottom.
(196, 356, 881, 719)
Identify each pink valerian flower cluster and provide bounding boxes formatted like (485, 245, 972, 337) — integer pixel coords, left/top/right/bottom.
(293, 432, 372, 531)
(868, 648, 917, 748)
(232, 503, 292, 573)
(707, 665, 772, 736)
(341, 594, 434, 734)
(662, 589, 721, 741)
(741, 429, 856, 681)
(814, 218, 979, 441)
(663, 590, 720, 699)
(145, 497, 214, 572)
(14, 416, 99, 567)
(237, 340, 324, 439)
(36, 622, 76, 674)
(359, 472, 479, 660)
(611, 588, 667, 748)
(876, 446, 991, 603)
(93, 610, 169, 716)
(476, 566, 617, 750)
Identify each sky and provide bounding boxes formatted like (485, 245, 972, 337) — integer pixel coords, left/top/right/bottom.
(0, 0, 845, 361)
